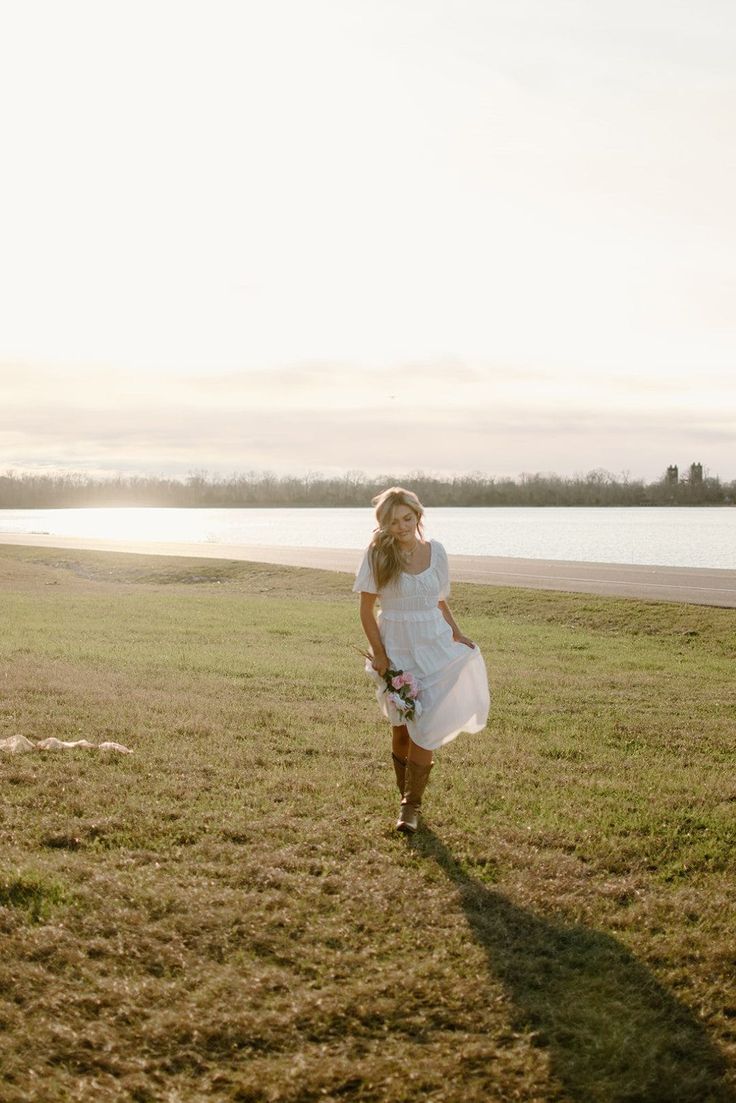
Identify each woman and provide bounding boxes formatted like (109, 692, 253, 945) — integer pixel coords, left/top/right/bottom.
(354, 487, 490, 833)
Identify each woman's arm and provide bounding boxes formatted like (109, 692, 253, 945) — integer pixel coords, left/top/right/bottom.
(359, 592, 390, 675)
(438, 600, 476, 648)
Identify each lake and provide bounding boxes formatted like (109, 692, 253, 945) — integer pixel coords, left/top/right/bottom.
(0, 506, 733, 570)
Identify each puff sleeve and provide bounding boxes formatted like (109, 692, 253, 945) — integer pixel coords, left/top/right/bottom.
(352, 547, 378, 594)
(435, 540, 451, 600)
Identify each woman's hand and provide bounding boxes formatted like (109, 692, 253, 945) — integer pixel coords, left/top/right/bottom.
(371, 650, 390, 677)
(439, 601, 475, 650)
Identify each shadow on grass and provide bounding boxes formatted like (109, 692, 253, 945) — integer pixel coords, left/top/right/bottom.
(413, 829, 734, 1103)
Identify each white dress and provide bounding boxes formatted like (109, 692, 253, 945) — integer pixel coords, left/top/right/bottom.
(353, 539, 491, 751)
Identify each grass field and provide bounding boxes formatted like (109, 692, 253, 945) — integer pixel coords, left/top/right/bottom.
(1, 544, 735, 1103)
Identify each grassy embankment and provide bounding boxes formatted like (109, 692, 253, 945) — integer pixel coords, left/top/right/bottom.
(1, 545, 735, 1103)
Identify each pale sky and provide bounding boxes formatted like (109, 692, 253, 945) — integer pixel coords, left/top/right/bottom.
(1, 0, 734, 481)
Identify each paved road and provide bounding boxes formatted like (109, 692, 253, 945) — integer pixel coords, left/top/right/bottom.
(1, 532, 734, 607)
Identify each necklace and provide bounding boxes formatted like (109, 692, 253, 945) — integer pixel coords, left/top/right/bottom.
(400, 540, 420, 563)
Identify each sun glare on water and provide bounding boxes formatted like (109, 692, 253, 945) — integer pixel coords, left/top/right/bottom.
(43, 508, 207, 544)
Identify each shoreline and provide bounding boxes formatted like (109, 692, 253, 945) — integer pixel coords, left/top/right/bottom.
(1, 532, 735, 607)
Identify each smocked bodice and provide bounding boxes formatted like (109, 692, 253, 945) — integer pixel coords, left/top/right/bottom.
(378, 564, 443, 617)
(352, 539, 451, 615)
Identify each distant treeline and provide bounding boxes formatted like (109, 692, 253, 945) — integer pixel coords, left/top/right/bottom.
(1, 468, 733, 508)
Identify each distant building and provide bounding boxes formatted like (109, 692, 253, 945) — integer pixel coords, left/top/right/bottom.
(666, 465, 678, 485)
(689, 462, 703, 484)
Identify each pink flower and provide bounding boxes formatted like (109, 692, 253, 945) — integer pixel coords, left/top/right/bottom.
(391, 674, 407, 689)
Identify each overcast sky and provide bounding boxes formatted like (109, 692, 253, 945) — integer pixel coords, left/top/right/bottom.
(1, 0, 734, 481)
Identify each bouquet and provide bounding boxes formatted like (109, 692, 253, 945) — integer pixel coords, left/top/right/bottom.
(358, 650, 422, 722)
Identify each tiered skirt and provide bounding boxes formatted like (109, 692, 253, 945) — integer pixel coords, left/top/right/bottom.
(366, 608, 491, 750)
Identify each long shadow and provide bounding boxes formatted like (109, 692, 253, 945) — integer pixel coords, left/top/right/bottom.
(413, 829, 734, 1103)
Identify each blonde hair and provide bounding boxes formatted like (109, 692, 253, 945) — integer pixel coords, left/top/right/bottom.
(369, 486, 425, 591)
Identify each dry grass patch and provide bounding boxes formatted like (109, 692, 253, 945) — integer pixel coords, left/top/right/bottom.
(0, 545, 734, 1102)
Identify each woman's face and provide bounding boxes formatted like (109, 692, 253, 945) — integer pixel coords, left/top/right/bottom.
(388, 504, 418, 543)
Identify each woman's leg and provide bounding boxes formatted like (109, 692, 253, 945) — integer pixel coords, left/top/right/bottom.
(392, 724, 410, 760)
(391, 725, 410, 794)
(407, 737, 433, 767)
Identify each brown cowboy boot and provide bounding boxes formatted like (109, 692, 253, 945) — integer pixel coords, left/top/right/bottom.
(396, 760, 433, 834)
(392, 752, 407, 796)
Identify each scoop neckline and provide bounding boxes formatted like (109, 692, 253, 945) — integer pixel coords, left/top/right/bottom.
(401, 539, 433, 576)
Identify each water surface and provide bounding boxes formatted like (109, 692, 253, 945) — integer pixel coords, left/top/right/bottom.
(1, 506, 733, 570)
